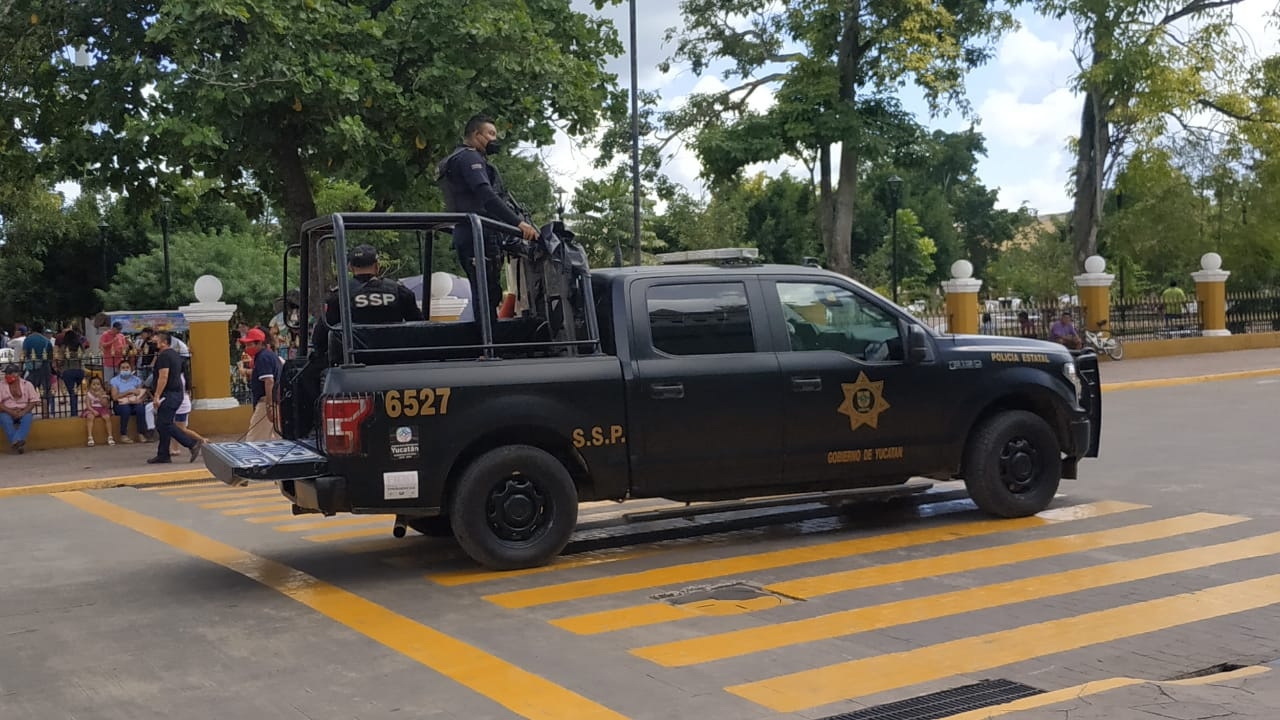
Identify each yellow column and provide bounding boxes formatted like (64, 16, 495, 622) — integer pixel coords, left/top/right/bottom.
(942, 260, 983, 335)
(178, 275, 240, 409)
(1192, 252, 1231, 336)
(1074, 255, 1115, 334)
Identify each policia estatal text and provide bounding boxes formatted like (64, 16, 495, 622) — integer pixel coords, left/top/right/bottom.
(436, 114, 538, 319)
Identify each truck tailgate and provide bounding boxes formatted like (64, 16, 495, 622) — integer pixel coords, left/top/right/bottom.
(203, 439, 329, 486)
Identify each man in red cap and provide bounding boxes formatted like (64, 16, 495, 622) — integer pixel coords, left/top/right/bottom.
(239, 328, 281, 441)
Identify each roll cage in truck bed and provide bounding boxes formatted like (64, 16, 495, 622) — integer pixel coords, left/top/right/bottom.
(277, 212, 599, 440)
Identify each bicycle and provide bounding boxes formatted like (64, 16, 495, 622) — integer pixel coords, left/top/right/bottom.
(1083, 319, 1124, 360)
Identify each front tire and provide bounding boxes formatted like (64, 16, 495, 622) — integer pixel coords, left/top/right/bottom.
(963, 410, 1061, 518)
(450, 445, 578, 570)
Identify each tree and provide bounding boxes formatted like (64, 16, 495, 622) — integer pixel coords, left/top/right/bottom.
(860, 208, 938, 301)
(99, 229, 283, 323)
(986, 220, 1076, 301)
(1036, 0, 1252, 270)
(657, 0, 1016, 277)
(2, 0, 623, 316)
(570, 166, 665, 268)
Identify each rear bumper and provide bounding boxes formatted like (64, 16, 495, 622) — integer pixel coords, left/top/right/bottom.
(283, 476, 350, 514)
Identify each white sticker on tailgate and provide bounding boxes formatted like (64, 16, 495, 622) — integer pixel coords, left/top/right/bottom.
(383, 471, 419, 500)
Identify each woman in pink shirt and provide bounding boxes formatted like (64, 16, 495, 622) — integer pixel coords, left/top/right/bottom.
(1, 363, 40, 454)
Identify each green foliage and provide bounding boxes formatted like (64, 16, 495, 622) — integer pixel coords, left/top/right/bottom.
(659, 0, 1016, 275)
(986, 221, 1076, 301)
(569, 167, 664, 267)
(859, 209, 939, 302)
(98, 229, 283, 323)
(4, 0, 623, 240)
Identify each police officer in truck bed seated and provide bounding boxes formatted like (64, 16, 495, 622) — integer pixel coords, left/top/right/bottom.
(437, 114, 538, 320)
(323, 244, 424, 333)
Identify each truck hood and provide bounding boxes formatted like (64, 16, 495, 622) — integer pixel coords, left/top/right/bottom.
(941, 334, 1073, 357)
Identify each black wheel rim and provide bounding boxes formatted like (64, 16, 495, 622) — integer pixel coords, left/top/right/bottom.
(998, 436, 1040, 494)
(484, 472, 551, 543)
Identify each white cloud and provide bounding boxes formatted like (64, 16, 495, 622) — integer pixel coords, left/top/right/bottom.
(977, 87, 1080, 151)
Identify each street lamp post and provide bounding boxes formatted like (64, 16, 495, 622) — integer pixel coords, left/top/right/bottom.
(887, 175, 903, 305)
(628, 0, 642, 266)
(160, 198, 172, 298)
(98, 222, 109, 289)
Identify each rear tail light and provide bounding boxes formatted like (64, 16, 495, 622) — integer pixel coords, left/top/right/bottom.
(323, 396, 373, 455)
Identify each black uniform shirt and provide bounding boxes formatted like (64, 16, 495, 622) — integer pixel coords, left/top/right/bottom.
(323, 273, 424, 328)
(438, 145, 523, 251)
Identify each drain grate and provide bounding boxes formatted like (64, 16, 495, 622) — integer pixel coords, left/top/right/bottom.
(815, 678, 1043, 720)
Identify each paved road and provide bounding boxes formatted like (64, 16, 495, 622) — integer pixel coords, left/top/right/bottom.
(3, 376, 1280, 720)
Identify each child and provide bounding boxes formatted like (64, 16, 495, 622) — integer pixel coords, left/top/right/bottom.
(82, 375, 115, 446)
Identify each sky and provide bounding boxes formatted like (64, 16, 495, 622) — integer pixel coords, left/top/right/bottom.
(532, 0, 1280, 217)
(53, 0, 1280, 217)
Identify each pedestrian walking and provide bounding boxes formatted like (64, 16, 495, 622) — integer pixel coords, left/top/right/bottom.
(146, 331, 201, 464)
(238, 328, 281, 441)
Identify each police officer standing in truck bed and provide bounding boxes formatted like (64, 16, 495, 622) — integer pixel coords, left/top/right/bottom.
(437, 114, 538, 319)
(322, 244, 423, 335)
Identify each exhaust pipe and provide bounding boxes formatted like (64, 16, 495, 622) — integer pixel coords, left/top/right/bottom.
(393, 515, 407, 538)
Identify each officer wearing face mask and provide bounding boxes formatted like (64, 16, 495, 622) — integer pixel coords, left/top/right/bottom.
(437, 113, 538, 320)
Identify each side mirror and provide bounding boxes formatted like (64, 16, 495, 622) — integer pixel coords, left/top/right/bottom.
(907, 325, 930, 364)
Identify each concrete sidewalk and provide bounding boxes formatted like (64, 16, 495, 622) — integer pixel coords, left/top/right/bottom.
(1, 348, 1277, 496)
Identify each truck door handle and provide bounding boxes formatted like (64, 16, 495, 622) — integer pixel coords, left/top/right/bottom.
(790, 376, 823, 392)
(649, 382, 685, 400)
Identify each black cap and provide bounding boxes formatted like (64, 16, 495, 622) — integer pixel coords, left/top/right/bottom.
(348, 244, 378, 267)
(3, 364, 18, 375)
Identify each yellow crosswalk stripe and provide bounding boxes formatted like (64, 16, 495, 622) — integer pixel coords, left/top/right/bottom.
(556, 512, 1242, 635)
(726, 571, 1280, 712)
(144, 481, 220, 493)
(483, 500, 1145, 609)
(429, 548, 666, 587)
(246, 513, 303, 524)
(303, 527, 390, 543)
(273, 516, 387, 533)
(174, 488, 276, 503)
(162, 487, 242, 500)
(632, 527, 1280, 667)
(199, 491, 286, 509)
(222, 503, 291, 517)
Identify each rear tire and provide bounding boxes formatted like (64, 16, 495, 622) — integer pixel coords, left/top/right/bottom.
(450, 445, 578, 570)
(1105, 338, 1124, 361)
(963, 410, 1061, 518)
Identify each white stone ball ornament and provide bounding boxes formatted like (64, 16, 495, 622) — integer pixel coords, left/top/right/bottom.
(193, 274, 224, 304)
(1201, 252, 1222, 272)
(1083, 255, 1106, 274)
(950, 259, 974, 280)
(430, 272, 454, 299)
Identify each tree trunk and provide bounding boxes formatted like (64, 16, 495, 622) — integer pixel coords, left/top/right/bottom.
(817, 145, 838, 270)
(829, 143, 857, 278)
(1070, 47, 1110, 272)
(271, 134, 321, 323)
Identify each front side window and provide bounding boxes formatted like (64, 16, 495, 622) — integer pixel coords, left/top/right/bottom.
(776, 282, 903, 361)
(647, 282, 755, 356)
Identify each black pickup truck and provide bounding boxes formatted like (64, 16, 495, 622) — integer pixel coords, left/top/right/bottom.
(204, 212, 1101, 570)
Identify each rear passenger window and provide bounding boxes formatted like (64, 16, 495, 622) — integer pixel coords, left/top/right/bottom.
(647, 283, 755, 356)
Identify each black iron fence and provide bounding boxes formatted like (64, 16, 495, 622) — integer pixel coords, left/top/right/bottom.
(1, 347, 250, 419)
(1226, 290, 1280, 335)
(1108, 295, 1203, 341)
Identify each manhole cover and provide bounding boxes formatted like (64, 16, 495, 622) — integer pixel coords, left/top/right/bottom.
(814, 678, 1043, 720)
(651, 582, 795, 617)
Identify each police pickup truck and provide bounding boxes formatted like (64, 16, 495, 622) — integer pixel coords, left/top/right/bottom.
(203, 212, 1101, 570)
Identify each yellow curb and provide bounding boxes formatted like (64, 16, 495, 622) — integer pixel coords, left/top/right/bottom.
(941, 665, 1270, 719)
(0, 468, 215, 499)
(1103, 367, 1280, 393)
